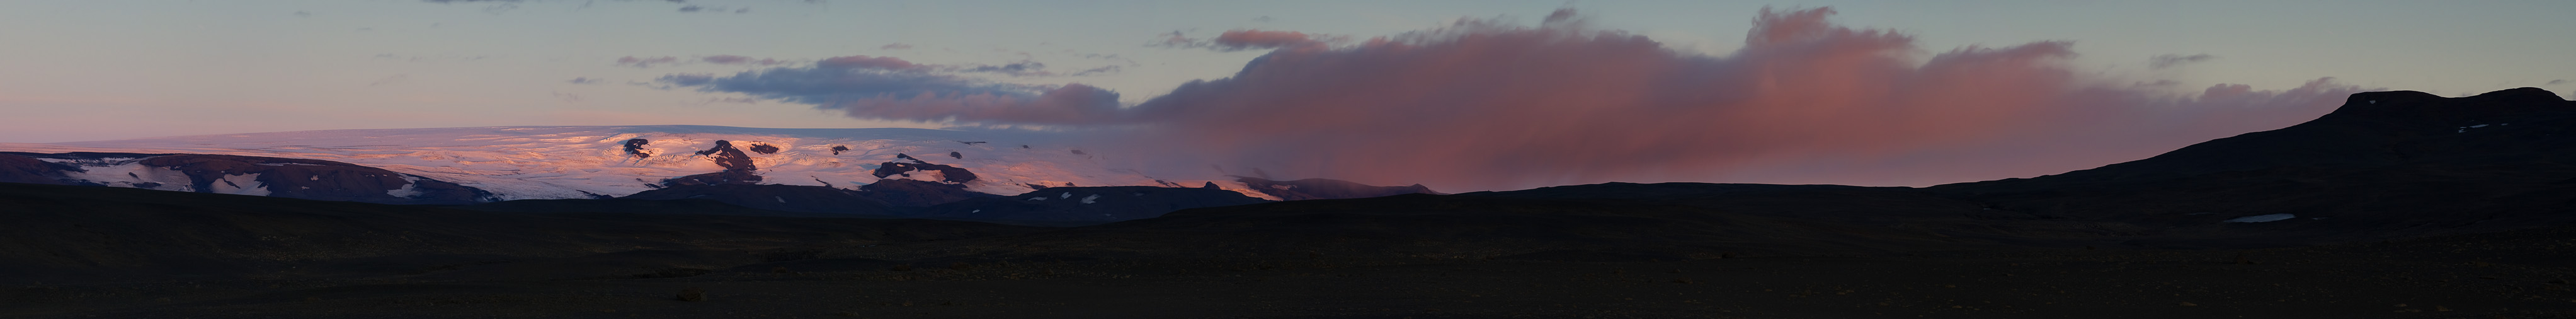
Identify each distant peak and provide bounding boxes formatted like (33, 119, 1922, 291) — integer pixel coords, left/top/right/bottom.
(2340, 90, 2441, 108)
(2327, 88, 2570, 119)
(2467, 87, 2566, 102)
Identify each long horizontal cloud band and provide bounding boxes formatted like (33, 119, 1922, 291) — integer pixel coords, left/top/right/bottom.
(664, 7, 2365, 190)
(660, 56, 1128, 125)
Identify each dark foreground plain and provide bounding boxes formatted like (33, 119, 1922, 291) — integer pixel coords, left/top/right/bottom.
(8, 88, 2576, 318)
(6, 183, 2574, 319)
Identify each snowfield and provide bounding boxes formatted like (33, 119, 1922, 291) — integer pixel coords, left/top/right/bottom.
(0, 125, 1277, 200)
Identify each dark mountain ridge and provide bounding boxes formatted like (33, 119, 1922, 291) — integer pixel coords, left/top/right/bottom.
(1925, 88, 2576, 243)
(1233, 176, 1441, 200)
(962, 88, 2576, 258)
(0, 152, 496, 205)
(916, 185, 1272, 224)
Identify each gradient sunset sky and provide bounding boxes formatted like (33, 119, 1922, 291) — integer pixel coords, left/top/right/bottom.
(3, 1, 2571, 188)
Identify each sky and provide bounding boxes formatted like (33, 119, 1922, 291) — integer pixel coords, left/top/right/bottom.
(3, 1, 2572, 190)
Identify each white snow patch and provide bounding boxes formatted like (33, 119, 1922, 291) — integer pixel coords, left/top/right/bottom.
(970, 209, 981, 214)
(209, 173, 269, 196)
(2223, 214, 2296, 223)
(775, 196, 787, 203)
(1080, 194, 1100, 204)
(56, 161, 195, 191)
(1028, 197, 1047, 201)
(2470, 124, 2489, 128)
(1060, 192, 1073, 199)
(387, 176, 425, 198)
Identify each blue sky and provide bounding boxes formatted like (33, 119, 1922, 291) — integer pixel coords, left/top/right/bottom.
(1, 0, 2569, 143)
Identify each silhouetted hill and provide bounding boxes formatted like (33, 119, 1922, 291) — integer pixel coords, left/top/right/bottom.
(457, 197, 893, 218)
(0, 182, 1036, 283)
(1929, 88, 2576, 243)
(1233, 176, 1440, 200)
(623, 183, 898, 214)
(916, 186, 1271, 224)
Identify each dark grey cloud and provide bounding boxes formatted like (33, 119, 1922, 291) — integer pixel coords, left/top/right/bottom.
(880, 43, 915, 50)
(616, 56, 681, 68)
(1153, 29, 1345, 52)
(2548, 79, 2568, 85)
(658, 58, 1125, 125)
(567, 77, 605, 84)
(954, 61, 1050, 76)
(675, 5, 749, 13)
(2149, 54, 2216, 69)
(1069, 66, 1122, 76)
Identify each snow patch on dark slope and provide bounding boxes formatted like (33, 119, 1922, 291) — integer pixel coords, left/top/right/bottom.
(0, 152, 497, 204)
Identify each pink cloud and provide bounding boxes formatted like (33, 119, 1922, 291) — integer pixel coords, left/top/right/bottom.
(697, 8, 2369, 190)
(1083, 7, 2366, 190)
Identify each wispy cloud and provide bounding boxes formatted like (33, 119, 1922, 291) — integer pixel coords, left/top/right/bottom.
(1154, 29, 1345, 52)
(2149, 54, 2216, 69)
(617, 55, 792, 68)
(656, 55, 1126, 124)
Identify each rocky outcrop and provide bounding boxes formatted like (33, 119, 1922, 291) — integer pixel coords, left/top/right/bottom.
(870, 154, 977, 183)
(664, 141, 763, 187)
(693, 141, 756, 172)
(622, 139, 652, 159)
